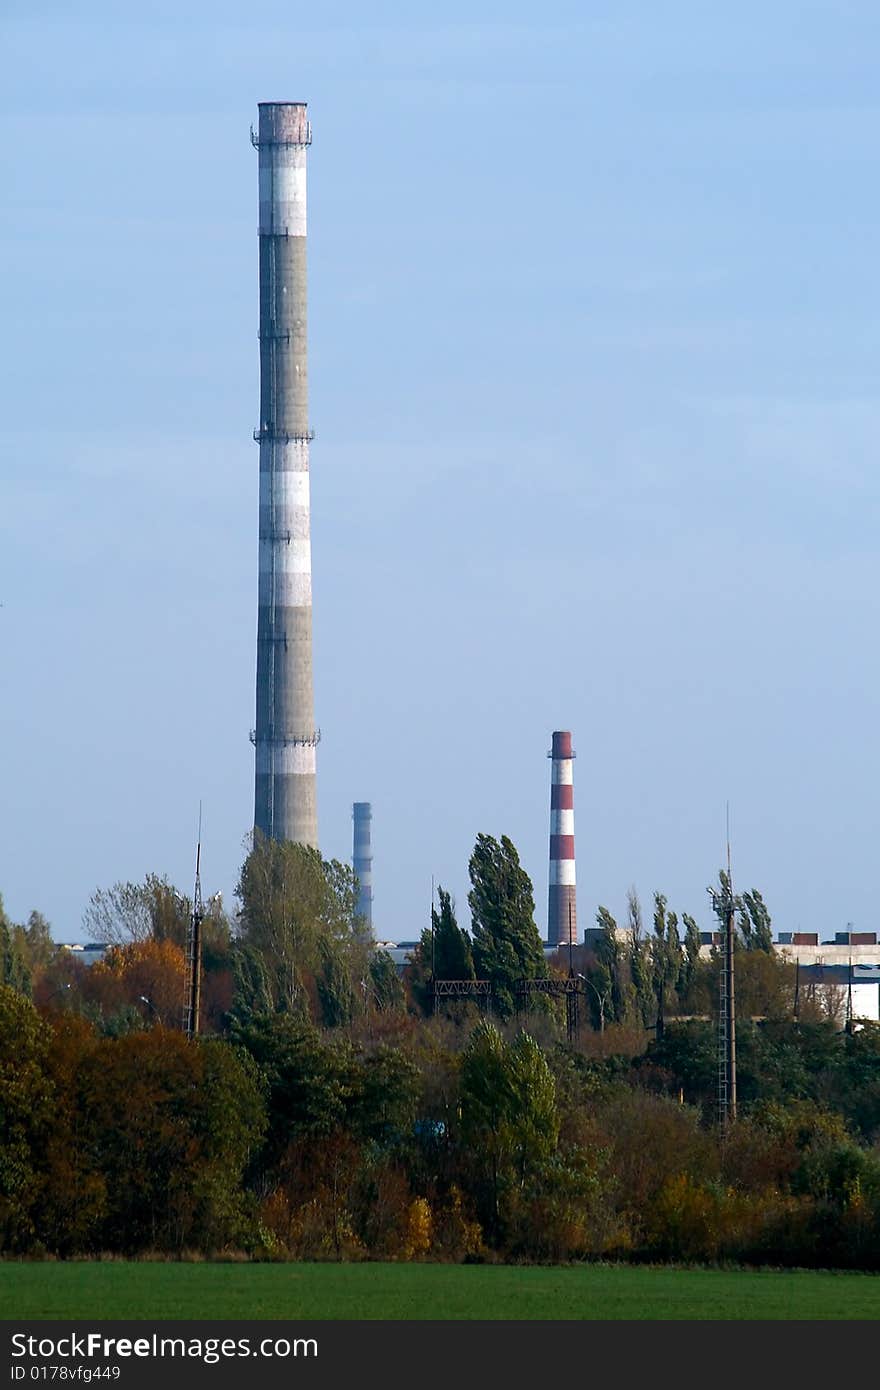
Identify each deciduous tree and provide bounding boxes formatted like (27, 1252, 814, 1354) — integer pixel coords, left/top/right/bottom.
(627, 887, 654, 1027)
(235, 835, 361, 1017)
(368, 949, 405, 1013)
(82, 938, 186, 1029)
(594, 906, 632, 1024)
(651, 892, 684, 1034)
(739, 889, 774, 953)
(468, 835, 545, 1020)
(681, 913, 703, 998)
(76, 1029, 265, 1252)
(83, 875, 189, 946)
(0, 986, 53, 1250)
(460, 1022, 559, 1234)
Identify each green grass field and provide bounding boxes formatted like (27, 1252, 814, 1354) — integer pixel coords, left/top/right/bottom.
(1, 1261, 878, 1320)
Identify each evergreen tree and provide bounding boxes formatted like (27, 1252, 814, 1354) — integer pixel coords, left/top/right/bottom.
(403, 928, 435, 1016)
(432, 887, 475, 981)
(468, 834, 545, 1020)
(405, 887, 476, 1018)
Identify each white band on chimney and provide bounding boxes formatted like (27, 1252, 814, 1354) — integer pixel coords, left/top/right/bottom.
(256, 743, 317, 776)
(550, 808, 575, 836)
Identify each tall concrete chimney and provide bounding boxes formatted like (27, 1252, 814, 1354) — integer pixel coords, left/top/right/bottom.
(548, 730, 576, 946)
(352, 802, 373, 932)
(252, 102, 319, 847)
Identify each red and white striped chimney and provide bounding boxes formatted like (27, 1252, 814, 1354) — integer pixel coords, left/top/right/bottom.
(548, 730, 576, 946)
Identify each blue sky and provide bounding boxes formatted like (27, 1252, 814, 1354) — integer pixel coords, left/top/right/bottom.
(2, 1, 879, 942)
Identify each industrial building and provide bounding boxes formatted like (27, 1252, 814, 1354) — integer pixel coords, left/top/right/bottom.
(58, 943, 107, 966)
(793, 963, 880, 1024)
(576, 922, 880, 1024)
(696, 928, 880, 969)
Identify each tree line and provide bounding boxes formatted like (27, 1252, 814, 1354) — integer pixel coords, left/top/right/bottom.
(1, 833, 794, 1039)
(3, 985, 880, 1265)
(2, 832, 878, 1267)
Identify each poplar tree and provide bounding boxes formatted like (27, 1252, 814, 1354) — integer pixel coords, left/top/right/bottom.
(592, 906, 624, 1026)
(739, 889, 773, 953)
(681, 912, 703, 996)
(651, 893, 684, 1036)
(368, 949, 406, 1012)
(468, 834, 545, 1020)
(627, 887, 655, 1026)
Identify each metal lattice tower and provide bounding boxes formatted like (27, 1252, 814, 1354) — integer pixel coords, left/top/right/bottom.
(716, 923, 729, 1120)
(251, 102, 319, 847)
(717, 867, 737, 1131)
(515, 977, 584, 1043)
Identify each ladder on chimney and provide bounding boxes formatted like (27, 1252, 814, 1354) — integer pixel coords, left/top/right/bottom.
(717, 925, 728, 1124)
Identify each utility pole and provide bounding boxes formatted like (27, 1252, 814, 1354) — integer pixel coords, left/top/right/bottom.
(724, 859, 737, 1123)
(566, 903, 580, 1044)
(430, 875, 437, 1017)
(183, 808, 204, 1039)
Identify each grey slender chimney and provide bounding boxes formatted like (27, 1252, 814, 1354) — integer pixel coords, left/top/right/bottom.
(352, 802, 373, 931)
(252, 102, 319, 847)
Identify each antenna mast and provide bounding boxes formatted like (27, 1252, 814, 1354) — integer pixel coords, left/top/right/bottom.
(717, 803, 737, 1130)
(183, 805, 205, 1039)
